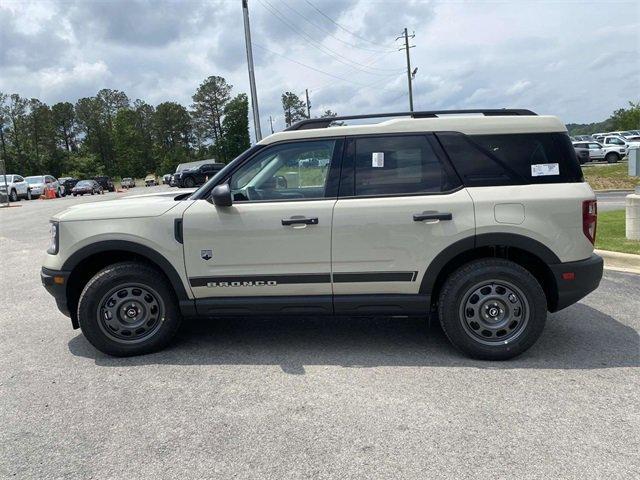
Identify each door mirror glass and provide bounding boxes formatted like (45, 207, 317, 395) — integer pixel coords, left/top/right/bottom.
(212, 183, 233, 207)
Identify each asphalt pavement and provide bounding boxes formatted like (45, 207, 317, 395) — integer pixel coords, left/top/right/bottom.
(1, 188, 639, 479)
(596, 190, 634, 212)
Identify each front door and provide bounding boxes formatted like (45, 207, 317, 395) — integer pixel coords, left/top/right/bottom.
(331, 134, 475, 308)
(183, 138, 343, 312)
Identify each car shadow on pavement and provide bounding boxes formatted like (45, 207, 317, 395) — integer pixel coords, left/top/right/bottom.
(68, 303, 639, 373)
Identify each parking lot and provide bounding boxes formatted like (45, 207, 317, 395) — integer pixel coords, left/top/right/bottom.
(1, 188, 639, 479)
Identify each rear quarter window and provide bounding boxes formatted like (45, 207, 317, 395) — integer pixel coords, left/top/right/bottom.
(436, 132, 583, 186)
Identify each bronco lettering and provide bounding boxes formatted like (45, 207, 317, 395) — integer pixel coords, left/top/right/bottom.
(206, 280, 278, 288)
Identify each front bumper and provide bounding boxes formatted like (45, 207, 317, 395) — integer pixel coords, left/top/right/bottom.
(549, 254, 603, 312)
(41, 267, 75, 326)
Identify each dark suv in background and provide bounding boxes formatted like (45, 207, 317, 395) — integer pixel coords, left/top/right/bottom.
(58, 177, 79, 196)
(175, 163, 224, 188)
(94, 176, 115, 192)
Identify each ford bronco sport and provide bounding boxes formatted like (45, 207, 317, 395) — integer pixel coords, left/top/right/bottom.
(41, 109, 603, 359)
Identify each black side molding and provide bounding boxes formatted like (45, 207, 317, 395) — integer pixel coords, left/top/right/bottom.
(174, 218, 183, 244)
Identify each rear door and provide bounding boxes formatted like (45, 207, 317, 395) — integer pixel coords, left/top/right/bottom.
(330, 134, 475, 312)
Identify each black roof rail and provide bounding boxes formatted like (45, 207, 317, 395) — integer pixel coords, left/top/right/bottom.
(285, 109, 537, 131)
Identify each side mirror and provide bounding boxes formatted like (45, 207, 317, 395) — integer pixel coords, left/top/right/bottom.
(211, 184, 232, 207)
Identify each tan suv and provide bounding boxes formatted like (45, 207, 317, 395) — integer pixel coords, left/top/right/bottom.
(42, 109, 603, 359)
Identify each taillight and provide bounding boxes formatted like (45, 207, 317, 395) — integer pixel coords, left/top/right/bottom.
(582, 200, 597, 244)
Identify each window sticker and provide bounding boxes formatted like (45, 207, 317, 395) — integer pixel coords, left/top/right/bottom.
(372, 152, 384, 168)
(531, 163, 559, 177)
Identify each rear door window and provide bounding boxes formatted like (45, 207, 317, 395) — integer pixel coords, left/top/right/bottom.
(436, 132, 583, 186)
(352, 135, 460, 196)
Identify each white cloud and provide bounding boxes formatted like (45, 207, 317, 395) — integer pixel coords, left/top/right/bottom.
(0, 0, 638, 134)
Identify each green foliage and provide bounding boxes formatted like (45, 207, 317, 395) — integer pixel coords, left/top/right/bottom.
(281, 92, 308, 127)
(595, 210, 640, 255)
(0, 76, 251, 179)
(222, 93, 250, 160)
(566, 101, 639, 135)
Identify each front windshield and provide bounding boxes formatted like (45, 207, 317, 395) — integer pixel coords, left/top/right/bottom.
(26, 176, 44, 184)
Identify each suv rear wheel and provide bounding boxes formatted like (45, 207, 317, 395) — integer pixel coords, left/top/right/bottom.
(438, 258, 547, 360)
(605, 152, 619, 163)
(77, 262, 182, 356)
(184, 176, 196, 188)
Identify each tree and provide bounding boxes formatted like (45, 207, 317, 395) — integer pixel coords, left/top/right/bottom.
(114, 109, 150, 178)
(154, 102, 192, 173)
(222, 93, 250, 160)
(51, 102, 77, 152)
(281, 92, 307, 127)
(611, 101, 640, 131)
(191, 76, 232, 157)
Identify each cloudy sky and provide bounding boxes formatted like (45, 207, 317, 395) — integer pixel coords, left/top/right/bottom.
(1, 0, 639, 139)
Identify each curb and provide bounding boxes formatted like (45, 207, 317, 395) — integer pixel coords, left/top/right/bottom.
(595, 249, 640, 274)
(594, 189, 635, 193)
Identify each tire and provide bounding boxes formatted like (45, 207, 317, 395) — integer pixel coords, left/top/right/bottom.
(55, 188, 61, 198)
(26, 189, 32, 200)
(605, 152, 619, 163)
(73, 193, 77, 197)
(437, 258, 547, 360)
(9, 189, 18, 202)
(184, 177, 196, 188)
(77, 262, 181, 356)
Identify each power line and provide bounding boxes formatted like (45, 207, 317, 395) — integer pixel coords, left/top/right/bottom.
(256, 0, 400, 75)
(252, 43, 371, 87)
(281, 0, 394, 54)
(304, 0, 395, 49)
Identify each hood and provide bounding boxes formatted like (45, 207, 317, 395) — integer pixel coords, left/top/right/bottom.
(53, 192, 191, 222)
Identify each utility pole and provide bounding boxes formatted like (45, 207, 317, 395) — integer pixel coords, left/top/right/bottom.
(242, 0, 262, 141)
(269, 115, 274, 134)
(396, 28, 415, 112)
(305, 89, 311, 118)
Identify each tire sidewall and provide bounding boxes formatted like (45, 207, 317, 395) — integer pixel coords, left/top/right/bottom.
(78, 263, 181, 356)
(438, 260, 547, 360)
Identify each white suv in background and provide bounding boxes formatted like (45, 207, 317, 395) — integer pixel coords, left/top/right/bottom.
(42, 109, 603, 360)
(572, 140, 626, 163)
(0, 174, 32, 201)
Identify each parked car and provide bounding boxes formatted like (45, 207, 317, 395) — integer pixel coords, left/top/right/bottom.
(121, 177, 136, 188)
(573, 146, 590, 165)
(175, 162, 225, 188)
(0, 174, 33, 201)
(58, 177, 79, 196)
(72, 180, 103, 196)
(162, 174, 172, 185)
(25, 175, 62, 198)
(171, 159, 219, 187)
(572, 135, 593, 141)
(572, 141, 626, 163)
(42, 108, 603, 359)
(94, 176, 115, 192)
(144, 174, 157, 187)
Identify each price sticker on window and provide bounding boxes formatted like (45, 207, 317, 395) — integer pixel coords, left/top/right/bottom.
(372, 152, 384, 168)
(531, 163, 559, 177)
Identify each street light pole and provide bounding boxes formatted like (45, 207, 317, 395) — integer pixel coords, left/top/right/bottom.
(242, 0, 262, 141)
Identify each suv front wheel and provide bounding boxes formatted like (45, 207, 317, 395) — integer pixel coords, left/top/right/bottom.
(77, 262, 182, 356)
(438, 258, 547, 360)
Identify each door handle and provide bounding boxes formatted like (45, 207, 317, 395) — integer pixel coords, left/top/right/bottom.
(413, 212, 453, 222)
(282, 216, 319, 226)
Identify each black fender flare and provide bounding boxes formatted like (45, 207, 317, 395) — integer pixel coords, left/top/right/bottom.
(61, 240, 189, 301)
(419, 233, 560, 294)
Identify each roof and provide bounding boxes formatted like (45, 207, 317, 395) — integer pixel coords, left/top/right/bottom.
(259, 115, 567, 145)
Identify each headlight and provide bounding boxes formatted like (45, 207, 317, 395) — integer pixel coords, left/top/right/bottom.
(47, 221, 59, 255)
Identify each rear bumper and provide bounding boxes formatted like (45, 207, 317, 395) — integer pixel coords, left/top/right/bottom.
(41, 267, 73, 321)
(549, 254, 603, 312)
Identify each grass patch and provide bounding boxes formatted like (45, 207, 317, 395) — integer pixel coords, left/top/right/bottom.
(583, 162, 639, 190)
(595, 210, 640, 255)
